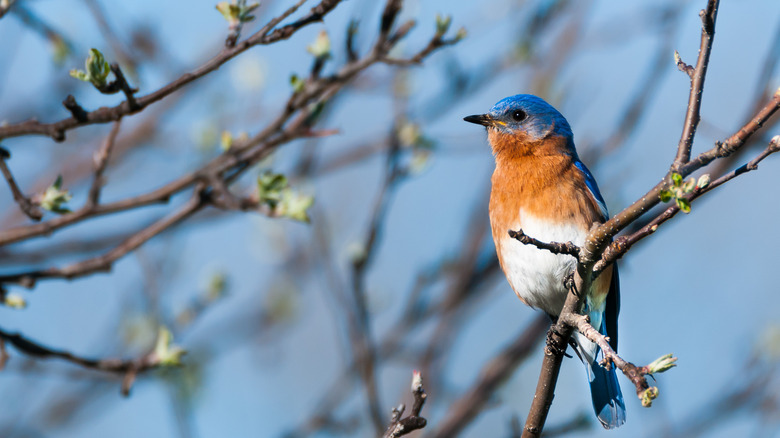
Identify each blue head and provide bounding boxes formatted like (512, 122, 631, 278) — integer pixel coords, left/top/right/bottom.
(464, 94, 573, 142)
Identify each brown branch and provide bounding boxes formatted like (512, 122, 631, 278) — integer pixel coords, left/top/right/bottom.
(672, 0, 719, 169)
(560, 313, 670, 403)
(0, 0, 343, 143)
(382, 371, 428, 438)
(0, 188, 205, 287)
(508, 229, 580, 258)
(62, 95, 88, 122)
(429, 314, 548, 438)
(0, 147, 43, 221)
(381, 32, 463, 66)
(87, 120, 122, 208)
(108, 63, 139, 110)
(0, 326, 167, 396)
(593, 134, 780, 275)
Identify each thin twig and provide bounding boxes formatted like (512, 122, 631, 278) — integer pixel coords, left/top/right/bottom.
(382, 371, 428, 438)
(508, 229, 580, 258)
(0, 148, 43, 221)
(87, 120, 122, 208)
(0, 326, 166, 396)
(593, 134, 780, 275)
(672, 0, 719, 169)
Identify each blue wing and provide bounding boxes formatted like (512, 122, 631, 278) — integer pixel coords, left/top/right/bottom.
(574, 160, 608, 220)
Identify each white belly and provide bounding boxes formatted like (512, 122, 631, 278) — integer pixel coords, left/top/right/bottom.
(498, 212, 588, 317)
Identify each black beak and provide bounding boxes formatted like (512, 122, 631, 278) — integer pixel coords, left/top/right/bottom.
(463, 114, 493, 127)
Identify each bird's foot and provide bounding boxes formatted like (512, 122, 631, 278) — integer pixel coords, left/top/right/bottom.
(545, 325, 570, 357)
(563, 272, 575, 291)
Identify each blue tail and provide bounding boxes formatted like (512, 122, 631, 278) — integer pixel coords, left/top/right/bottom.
(588, 358, 626, 429)
(578, 264, 625, 428)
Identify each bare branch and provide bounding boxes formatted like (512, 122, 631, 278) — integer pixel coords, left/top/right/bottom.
(382, 371, 428, 438)
(672, 0, 719, 169)
(508, 229, 580, 258)
(593, 134, 780, 275)
(0, 0, 344, 143)
(0, 326, 170, 396)
(0, 147, 43, 221)
(87, 120, 122, 208)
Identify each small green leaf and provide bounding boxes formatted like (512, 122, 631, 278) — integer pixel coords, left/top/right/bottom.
(696, 174, 710, 190)
(154, 327, 186, 367)
(40, 175, 72, 214)
(645, 353, 677, 374)
(641, 386, 659, 407)
(256, 171, 288, 209)
(306, 30, 331, 59)
(676, 197, 691, 213)
(206, 272, 228, 301)
(69, 69, 89, 82)
(278, 189, 314, 223)
(659, 189, 673, 202)
(290, 74, 304, 93)
(435, 14, 452, 37)
(682, 177, 695, 193)
(4, 293, 27, 309)
(70, 48, 110, 89)
(220, 131, 233, 151)
(671, 172, 683, 187)
(216, 2, 239, 24)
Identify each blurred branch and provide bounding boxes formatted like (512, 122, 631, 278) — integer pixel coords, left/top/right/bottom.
(0, 326, 173, 396)
(0, 0, 14, 20)
(428, 314, 548, 438)
(0, 0, 343, 142)
(86, 119, 122, 208)
(0, 147, 43, 221)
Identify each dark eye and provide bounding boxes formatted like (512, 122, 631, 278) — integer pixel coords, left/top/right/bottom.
(511, 110, 526, 122)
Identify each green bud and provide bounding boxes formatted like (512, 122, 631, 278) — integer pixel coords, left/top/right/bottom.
(659, 189, 673, 203)
(454, 27, 468, 41)
(696, 174, 710, 190)
(645, 353, 677, 374)
(40, 175, 72, 214)
(216, 1, 240, 27)
(682, 177, 695, 193)
(306, 30, 331, 59)
(671, 172, 683, 187)
(278, 189, 314, 223)
(206, 272, 228, 301)
(290, 74, 305, 93)
(220, 131, 233, 151)
(676, 197, 691, 214)
(70, 48, 111, 89)
(257, 171, 288, 209)
(4, 293, 27, 309)
(398, 121, 422, 148)
(641, 386, 659, 407)
(154, 327, 186, 367)
(435, 14, 452, 37)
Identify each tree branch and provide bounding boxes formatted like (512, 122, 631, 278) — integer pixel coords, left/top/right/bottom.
(0, 147, 43, 221)
(0, 326, 170, 396)
(672, 0, 719, 169)
(382, 371, 428, 438)
(0, 0, 344, 143)
(508, 229, 580, 258)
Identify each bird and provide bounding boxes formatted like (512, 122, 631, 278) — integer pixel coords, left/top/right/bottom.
(464, 94, 625, 429)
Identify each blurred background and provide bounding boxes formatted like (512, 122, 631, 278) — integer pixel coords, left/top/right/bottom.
(0, 0, 779, 437)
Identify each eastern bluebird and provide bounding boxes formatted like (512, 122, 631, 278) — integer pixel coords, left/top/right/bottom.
(464, 94, 625, 429)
